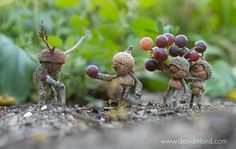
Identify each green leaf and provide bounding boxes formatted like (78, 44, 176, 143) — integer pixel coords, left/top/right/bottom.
(55, 0, 80, 8)
(98, 1, 119, 22)
(205, 60, 235, 97)
(0, 34, 35, 103)
(130, 17, 158, 38)
(48, 35, 63, 48)
(204, 44, 229, 62)
(139, 0, 157, 9)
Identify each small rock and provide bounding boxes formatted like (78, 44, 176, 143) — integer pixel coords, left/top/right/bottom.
(101, 117, 105, 121)
(67, 115, 75, 121)
(24, 112, 32, 118)
(57, 107, 64, 113)
(9, 117, 18, 126)
(74, 104, 79, 109)
(41, 105, 47, 111)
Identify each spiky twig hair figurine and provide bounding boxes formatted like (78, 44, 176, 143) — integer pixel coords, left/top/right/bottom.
(34, 20, 88, 105)
(86, 46, 143, 105)
(188, 60, 212, 109)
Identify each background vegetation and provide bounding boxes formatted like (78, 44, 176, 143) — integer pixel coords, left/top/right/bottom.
(0, 0, 236, 105)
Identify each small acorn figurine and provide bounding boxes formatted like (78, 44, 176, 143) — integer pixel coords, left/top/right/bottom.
(189, 60, 212, 109)
(34, 20, 88, 105)
(163, 56, 190, 110)
(86, 46, 142, 104)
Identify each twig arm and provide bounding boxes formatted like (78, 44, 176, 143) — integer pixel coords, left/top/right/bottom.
(157, 63, 170, 74)
(130, 72, 143, 100)
(65, 31, 89, 55)
(95, 73, 118, 81)
(185, 76, 202, 82)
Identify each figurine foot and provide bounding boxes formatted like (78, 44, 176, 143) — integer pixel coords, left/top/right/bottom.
(197, 104, 201, 111)
(50, 100, 58, 106)
(38, 99, 46, 106)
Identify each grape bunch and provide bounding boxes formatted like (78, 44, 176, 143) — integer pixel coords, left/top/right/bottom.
(139, 33, 207, 71)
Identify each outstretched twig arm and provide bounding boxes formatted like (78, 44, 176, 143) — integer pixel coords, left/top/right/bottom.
(65, 31, 89, 55)
(157, 63, 170, 74)
(181, 78, 189, 94)
(130, 72, 143, 100)
(185, 76, 202, 82)
(95, 73, 118, 81)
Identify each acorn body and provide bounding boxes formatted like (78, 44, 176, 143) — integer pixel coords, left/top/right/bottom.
(35, 48, 66, 82)
(116, 74, 135, 88)
(189, 60, 212, 96)
(169, 79, 183, 90)
(190, 81, 205, 96)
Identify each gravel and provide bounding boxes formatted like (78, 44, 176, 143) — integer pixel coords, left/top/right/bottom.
(0, 97, 236, 149)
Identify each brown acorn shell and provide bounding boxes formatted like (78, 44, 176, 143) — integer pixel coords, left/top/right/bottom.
(38, 48, 66, 64)
(113, 52, 135, 70)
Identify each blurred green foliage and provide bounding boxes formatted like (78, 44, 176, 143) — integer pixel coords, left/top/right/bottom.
(0, 0, 236, 104)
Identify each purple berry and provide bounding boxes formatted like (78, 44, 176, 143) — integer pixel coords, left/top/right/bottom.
(177, 47, 189, 57)
(169, 45, 179, 57)
(156, 35, 168, 48)
(189, 51, 200, 62)
(164, 33, 175, 46)
(175, 34, 188, 48)
(145, 59, 157, 71)
(153, 47, 169, 63)
(194, 40, 207, 53)
(86, 65, 99, 78)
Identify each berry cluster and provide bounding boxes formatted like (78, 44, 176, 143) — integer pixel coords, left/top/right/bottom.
(139, 33, 207, 72)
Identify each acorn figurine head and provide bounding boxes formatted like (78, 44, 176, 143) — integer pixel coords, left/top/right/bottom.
(190, 60, 212, 80)
(112, 46, 135, 76)
(169, 56, 189, 79)
(38, 48, 66, 75)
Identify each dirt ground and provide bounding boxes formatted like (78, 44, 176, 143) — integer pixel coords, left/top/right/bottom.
(0, 93, 236, 149)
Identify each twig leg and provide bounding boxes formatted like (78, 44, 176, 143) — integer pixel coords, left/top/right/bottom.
(46, 75, 66, 105)
(60, 85, 66, 104)
(196, 96, 202, 111)
(50, 86, 57, 105)
(163, 87, 171, 111)
(190, 94, 194, 109)
(38, 81, 46, 105)
(117, 88, 125, 100)
(123, 87, 130, 101)
(172, 90, 178, 108)
(117, 87, 130, 100)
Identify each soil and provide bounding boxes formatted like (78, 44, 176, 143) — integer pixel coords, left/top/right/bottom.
(0, 93, 236, 149)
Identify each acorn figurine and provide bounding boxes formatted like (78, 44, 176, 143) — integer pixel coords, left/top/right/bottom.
(86, 46, 142, 104)
(163, 56, 190, 110)
(34, 21, 88, 105)
(189, 60, 212, 109)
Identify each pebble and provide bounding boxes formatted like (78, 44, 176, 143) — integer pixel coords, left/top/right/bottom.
(67, 115, 75, 121)
(41, 105, 47, 111)
(24, 112, 32, 118)
(57, 107, 64, 113)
